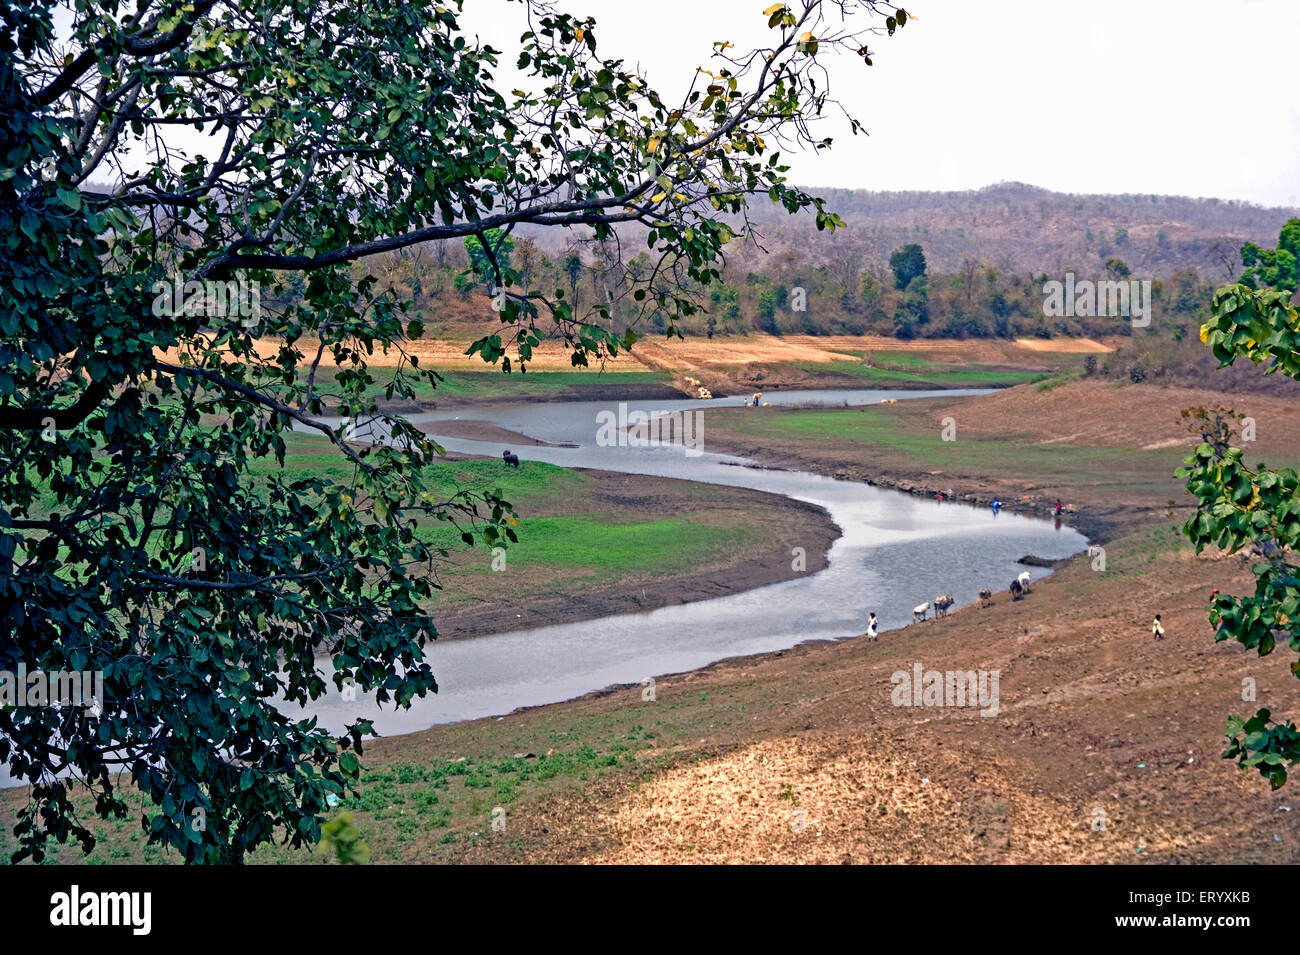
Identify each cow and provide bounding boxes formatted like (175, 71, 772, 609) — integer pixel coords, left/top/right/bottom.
(933, 594, 954, 616)
(912, 602, 929, 622)
(502, 450, 521, 468)
(1010, 579, 1025, 601)
(978, 588, 993, 608)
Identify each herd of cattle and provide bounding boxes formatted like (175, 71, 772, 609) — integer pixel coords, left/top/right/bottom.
(911, 571, 1032, 622)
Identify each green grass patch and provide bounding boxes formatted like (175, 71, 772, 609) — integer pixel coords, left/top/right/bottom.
(315, 367, 672, 404)
(717, 404, 1172, 491)
(1098, 522, 1198, 578)
(1035, 370, 1081, 392)
(249, 433, 590, 510)
(420, 514, 757, 579)
(870, 351, 951, 368)
(791, 359, 1039, 388)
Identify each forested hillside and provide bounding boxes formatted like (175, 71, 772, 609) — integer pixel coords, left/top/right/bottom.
(736, 181, 1295, 278)
(358, 185, 1296, 347)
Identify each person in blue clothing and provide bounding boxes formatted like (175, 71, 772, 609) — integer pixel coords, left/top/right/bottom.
(991, 498, 1001, 514)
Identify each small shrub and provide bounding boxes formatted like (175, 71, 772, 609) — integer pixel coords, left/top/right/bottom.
(395, 763, 427, 784)
(320, 812, 371, 865)
(347, 781, 403, 813)
(411, 788, 441, 811)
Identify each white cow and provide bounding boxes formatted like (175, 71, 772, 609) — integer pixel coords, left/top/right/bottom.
(912, 602, 929, 622)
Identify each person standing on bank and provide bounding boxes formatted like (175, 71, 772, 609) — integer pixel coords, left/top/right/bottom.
(866, 612, 879, 642)
(1152, 614, 1165, 641)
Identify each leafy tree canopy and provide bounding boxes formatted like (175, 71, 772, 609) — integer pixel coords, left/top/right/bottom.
(889, 242, 926, 290)
(1239, 218, 1300, 294)
(1183, 218, 1300, 788)
(464, 228, 514, 291)
(1, 0, 908, 861)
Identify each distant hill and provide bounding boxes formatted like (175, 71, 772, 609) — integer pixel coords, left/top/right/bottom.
(732, 182, 1298, 279)
(518, 181, 1296, 280)
(373, 181, 1297, 350)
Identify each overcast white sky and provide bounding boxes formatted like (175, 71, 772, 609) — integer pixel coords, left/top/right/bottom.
(466, 0, 1300, 208)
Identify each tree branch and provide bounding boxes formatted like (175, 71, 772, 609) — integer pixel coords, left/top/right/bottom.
(154, 361, 375, 471)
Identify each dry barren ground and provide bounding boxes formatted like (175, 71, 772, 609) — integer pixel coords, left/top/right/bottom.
(929, 378, 1300, 451)
(419, 538, 1300, 865)
(633, 334, 1114, 367)
(400, 378, 1300, 864)
(196, 332, 1114, 399)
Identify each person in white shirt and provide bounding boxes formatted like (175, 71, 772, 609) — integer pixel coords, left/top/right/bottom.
(1152, 614, 1165, 641)
(866, 612, 879, 642)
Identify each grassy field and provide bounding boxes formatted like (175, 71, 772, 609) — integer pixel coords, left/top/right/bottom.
(316, 366, 675, 405)
(260, 331, 1108, 407)
(783, 348, 1050, 389)
(417, 515, 750, 577)
(705, 401, 1175, 498)
(24, 432, 591, 519)
(254, 435, 789, 617)
(788, 359, 1042, 388)
(247, 433, 589, 503)
(414, 369, 672, 402)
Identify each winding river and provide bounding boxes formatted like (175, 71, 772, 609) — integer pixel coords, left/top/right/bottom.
(1, 387, 1087, 789)
(281, 387, 1088, 736)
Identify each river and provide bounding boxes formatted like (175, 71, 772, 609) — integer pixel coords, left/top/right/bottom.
(2, 387, 1087, 789)
(281, 387, 1087, 735)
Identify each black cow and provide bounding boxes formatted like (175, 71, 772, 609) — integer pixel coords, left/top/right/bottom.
(502, 450, 521, 468)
